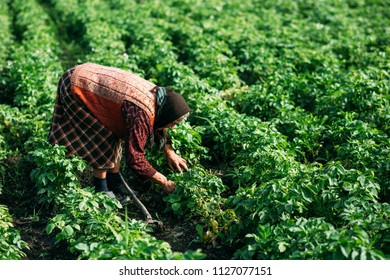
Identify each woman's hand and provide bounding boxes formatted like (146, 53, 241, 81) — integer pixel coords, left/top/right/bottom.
(164, 145, 189, 173)
(162, 180, 176, 194)
(151, 171, 176, 194)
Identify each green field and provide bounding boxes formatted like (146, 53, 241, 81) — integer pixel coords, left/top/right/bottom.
(0, 0, 389, 260)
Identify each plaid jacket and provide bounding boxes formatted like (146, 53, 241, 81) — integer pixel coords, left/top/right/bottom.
(48, 66, 157, 177)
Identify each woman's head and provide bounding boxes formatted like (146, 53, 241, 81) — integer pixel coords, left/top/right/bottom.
(154, 87, 190, 129)
(165, 112, 190, 129)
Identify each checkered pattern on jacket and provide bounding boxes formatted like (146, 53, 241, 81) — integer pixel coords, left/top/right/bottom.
(48, 68, 122, 169)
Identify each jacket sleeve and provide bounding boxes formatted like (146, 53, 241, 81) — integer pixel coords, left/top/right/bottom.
(122, 100, 157, 178)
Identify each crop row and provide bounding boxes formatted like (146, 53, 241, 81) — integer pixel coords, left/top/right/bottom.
(27, 0, 242, 247)
(106, 0, 389, 259)
(0, 0, 388, 260)
(0, 0, 12, 72)
(0, 0, 203, 260)
(0, 204, 29, 260)
(0, 0, 28, 260)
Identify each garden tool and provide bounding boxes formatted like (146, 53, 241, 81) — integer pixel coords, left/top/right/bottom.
(119, 173, 164, 230)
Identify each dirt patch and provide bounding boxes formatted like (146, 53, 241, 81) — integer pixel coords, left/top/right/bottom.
(13, 217, 76, 260)
(2, 158, 233, 260)
(123, 183, 234, 260)
(0, 155, 75, 260)
(151, 214, 234, 260)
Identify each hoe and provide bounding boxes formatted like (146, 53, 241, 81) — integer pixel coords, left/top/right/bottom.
(119, 173, 164, 231)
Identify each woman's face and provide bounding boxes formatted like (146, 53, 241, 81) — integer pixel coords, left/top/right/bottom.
(157, 119, 179, 130)
(166, 123, 176, 129)
(157, 113, 189, 130)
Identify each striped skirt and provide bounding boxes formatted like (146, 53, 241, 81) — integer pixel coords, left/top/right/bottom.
(48, 68, 122, 169)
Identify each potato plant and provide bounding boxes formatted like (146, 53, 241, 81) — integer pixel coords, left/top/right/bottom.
(108, 0, 389, 259)
(0, 0, 12, 72)
(0, 0, 204, 260)
(0, 0, 389, 260)
(0, 204, 29, 260)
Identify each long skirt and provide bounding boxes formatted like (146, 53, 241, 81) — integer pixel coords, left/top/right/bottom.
(47, 68, 122, 169)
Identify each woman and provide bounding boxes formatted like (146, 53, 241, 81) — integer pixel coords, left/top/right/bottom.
(48, 63, 190, 204)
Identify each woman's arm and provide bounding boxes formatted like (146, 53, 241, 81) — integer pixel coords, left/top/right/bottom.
(163, 142, 189, 173)
(122, 101, 157, 178)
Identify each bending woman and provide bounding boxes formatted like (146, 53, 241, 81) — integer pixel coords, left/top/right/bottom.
(48, 63, 190, 203)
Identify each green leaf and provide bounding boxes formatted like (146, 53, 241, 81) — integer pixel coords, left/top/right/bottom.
(195, 224, 203, 238)
(285, 203, 293, 213)
(63, 225, 74, 237)
(278, 242, 288, 253)
(172, 203, 181, 213)
(46, 223, 56, 234)
(47, 172, 56, 182)
(340, 245, 351, 258)
(79, 200, 87, 211)
(351, 250, 359, 260)
(75, 243, 89, 252)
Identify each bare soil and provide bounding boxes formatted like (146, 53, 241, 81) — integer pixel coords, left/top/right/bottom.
(1, 157, 233, 260)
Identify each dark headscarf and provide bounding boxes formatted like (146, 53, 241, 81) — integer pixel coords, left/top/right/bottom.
(154, 87, 190, 129)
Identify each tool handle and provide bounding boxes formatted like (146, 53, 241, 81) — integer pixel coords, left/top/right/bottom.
(119, 173, 153, 221)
